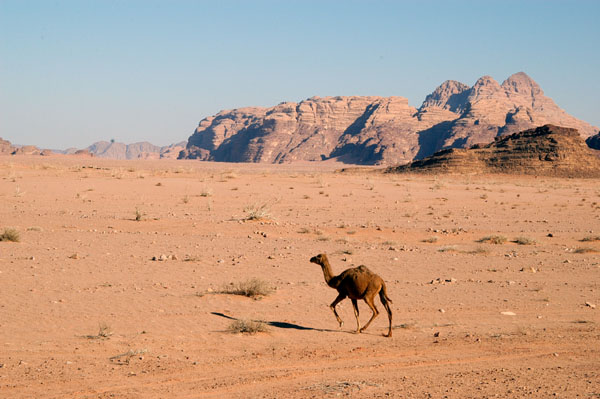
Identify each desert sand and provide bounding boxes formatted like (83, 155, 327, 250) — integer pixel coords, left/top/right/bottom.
(1, 156, 598, 398)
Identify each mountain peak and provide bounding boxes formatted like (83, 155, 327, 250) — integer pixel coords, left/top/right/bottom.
(502, 72, 543, 95)
(420, 80, 470, 112)
(472, 75, 501, 90)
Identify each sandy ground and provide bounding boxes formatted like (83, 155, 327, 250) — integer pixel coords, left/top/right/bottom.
(0, 156, 598, 398)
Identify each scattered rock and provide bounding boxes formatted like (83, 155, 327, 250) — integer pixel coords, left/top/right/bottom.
(585, 302, 596, 309)
(501, 311, 516, 316)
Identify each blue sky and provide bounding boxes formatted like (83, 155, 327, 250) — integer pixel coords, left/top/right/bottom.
(1, 0, 599, 149)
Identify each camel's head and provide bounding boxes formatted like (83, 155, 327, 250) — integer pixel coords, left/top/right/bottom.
(310, 253, 327, 266)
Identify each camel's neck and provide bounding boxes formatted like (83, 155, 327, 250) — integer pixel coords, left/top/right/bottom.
(320, 259, 337, 288)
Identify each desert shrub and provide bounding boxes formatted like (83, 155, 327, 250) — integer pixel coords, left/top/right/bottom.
(0, 228, 20, 242)
(477, 235, 507, 244)
(422, 236, 439, 243)
(244, 203, 271, 221)
(438, 245, 458, 252)
(134, 207, 144, 221)
(228, 320, 268, 334)
(223, 278, 274, 298)
(84, 322, 113, 340)
(513, 236, 537, 245)
(573, 247, 598, 254)
(581, 235, 600, 242)
(199, 187, 213, 197)
(466, 247, 490, 255)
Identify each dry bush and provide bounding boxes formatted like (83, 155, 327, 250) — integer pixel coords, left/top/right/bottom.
(422, 236, 439, 243)
(230, 319, 268, 333)
(228, 320, 268, 334)
(244, 203, 271, 221)
(0, 228, 20, 242)
(222, 278, 274, 298)
(465, 247, 490, 255)
(513, 236, 537, 245)
(573, 247, 598, 254)
(581, 235, 600, 242)
(84, 322, 113, 340)
(134, 207, 144, 221)
(199, 186, 213, 197)
(477, 235, 507, 244)
(438, 245, 458, 252)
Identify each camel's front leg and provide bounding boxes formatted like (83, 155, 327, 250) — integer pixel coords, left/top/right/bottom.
(330, 294, 346, 328)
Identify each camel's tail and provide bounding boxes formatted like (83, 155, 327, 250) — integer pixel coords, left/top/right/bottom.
(379, 281, 393, 304)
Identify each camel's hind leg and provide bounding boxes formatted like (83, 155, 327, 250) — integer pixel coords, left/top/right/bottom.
(379, 290, 393, 337)
(330, 294, 346, 328)
(359, 294, 379, 333)
(351, 298, 361, 333)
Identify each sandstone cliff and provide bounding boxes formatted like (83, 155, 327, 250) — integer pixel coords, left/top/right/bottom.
(387, 125, 600, 178)
(180, 72, 598, 165)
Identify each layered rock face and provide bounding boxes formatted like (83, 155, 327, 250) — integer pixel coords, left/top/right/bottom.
(180, 72, 598, 165)
(387, 125, 600, 178)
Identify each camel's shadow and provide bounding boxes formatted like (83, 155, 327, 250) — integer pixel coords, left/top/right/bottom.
(210, 311, 339, 333)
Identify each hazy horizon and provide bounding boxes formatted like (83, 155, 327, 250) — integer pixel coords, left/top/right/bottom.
(2, 1, 599, 149)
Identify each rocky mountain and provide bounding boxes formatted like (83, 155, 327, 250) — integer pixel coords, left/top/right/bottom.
(0, 138, 48, 156)
(64, 141, 187, 160)
(386, 125, 600, 178)
(0, 137, 15, 155)
(179, 72, 598, 165)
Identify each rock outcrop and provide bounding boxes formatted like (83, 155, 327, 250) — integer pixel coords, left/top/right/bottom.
(180, 72, 598, 165)
(387, 125, 600, 178)
(586, 132, 600, 150)
(0, 138, 48, 156)
(74, 141, 187, 160)
(0, 138, 15, 155)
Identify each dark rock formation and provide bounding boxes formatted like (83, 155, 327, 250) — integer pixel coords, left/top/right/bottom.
(387, 125, 600, 178)
(586, 132, 600, 150)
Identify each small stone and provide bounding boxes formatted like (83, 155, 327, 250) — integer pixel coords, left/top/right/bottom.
(585, 302, 596, 309)
(438, 308, 445, 313)
(501, 311, 516, 316)
(433, 331, 440, 337)
(547, 233, 553, 237)
(169, 254, 178, 261)
(158, 254, 167, 261)
(68, 253, 79, 259)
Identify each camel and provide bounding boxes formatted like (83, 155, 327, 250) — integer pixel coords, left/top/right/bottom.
(310, 253, 393, 337)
